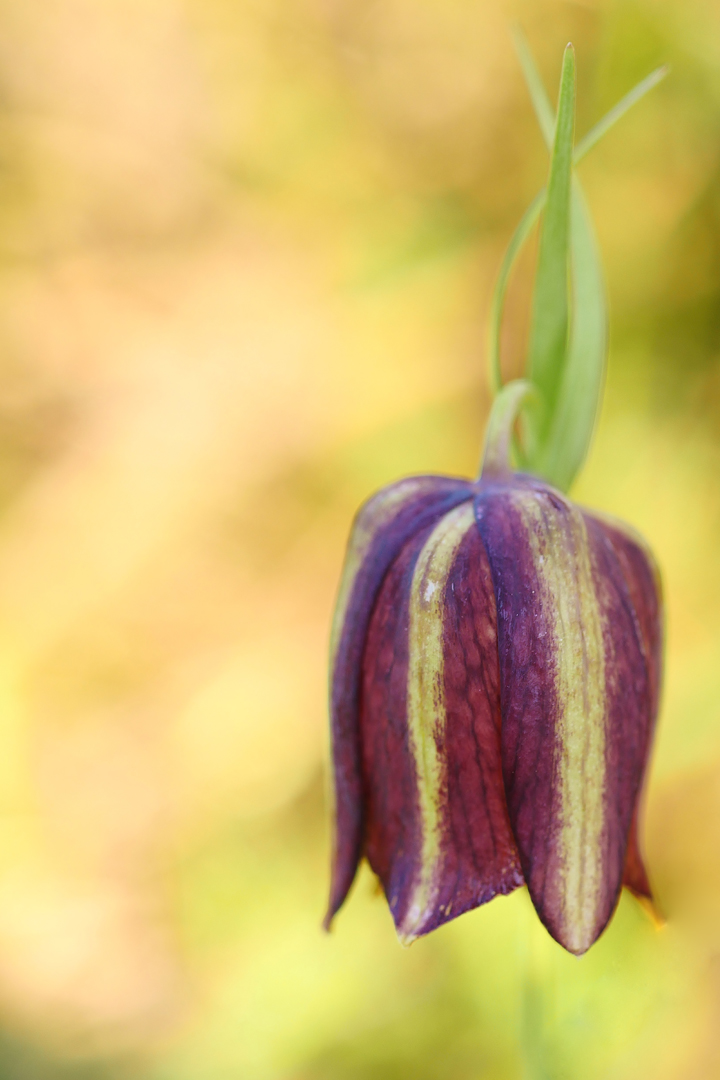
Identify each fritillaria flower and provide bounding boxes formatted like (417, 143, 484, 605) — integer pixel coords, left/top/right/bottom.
(323, 43, 667, 955)
(324, 385, 662, 956)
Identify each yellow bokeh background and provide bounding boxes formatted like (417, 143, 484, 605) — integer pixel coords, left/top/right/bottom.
(0, 0, 715, 1076)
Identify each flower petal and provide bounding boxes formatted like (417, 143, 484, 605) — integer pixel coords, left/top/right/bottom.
(589, 512, 663, 718)
(588, 512, 663, 908)
(475, 478, 659, 954)
(622, 804, 652, 900)
(326, 476, 475, 928)
(361, 502, 523, 944)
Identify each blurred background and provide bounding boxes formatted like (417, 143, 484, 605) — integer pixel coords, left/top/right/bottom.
(0, 0, 715, 1076)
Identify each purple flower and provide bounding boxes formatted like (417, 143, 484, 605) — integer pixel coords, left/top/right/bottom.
(324, 464, 662, 955)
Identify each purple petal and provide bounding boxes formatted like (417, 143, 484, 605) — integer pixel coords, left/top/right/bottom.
(475, 477, 661, 954)
(360, 502, 523, 943)
(325, 476, 474, 928)
(588, 512, 663, 909)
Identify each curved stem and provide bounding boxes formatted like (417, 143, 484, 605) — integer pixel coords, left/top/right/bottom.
(480, 379, 537, 481)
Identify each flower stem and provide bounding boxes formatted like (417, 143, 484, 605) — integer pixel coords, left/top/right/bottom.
(479, 379, 536, 481)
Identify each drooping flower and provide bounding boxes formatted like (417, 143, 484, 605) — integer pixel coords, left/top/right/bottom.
(324, 38, 667, 956)
(324, 387, 662, 956)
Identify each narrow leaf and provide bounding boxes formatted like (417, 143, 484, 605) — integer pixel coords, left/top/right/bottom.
(488, 191, 544, 393)
(512, 26, 554, 147)
(505, 31, 663, 489)
(534, 182, 607, 490)
(526, 44, 575, 453)
(574, 66, 669, 163)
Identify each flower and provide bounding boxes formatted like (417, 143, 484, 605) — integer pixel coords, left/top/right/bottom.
(322, 35, 668, 955)
(324, 414, 662, 956)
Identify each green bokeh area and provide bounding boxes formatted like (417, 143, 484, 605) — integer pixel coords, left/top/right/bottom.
(0, 0, 716, 1078)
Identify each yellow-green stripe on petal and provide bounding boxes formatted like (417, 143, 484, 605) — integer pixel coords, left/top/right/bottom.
(476, 476, 656, 955)
(519, 496, 606, 954)
(326, 475, 475, 928)
(400, 501, 476, 943)
(330, 479, 428, 666)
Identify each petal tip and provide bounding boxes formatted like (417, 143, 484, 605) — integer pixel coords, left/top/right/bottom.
(553, 926, 597, 957)
(394, 903, 427, 947)
(631, 891, 666, 931)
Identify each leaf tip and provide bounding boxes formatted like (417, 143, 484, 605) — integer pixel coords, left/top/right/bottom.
(561, 43, 576, 84)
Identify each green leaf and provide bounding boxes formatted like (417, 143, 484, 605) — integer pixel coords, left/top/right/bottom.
(532, 182, 606, 490)
(512, 26, 554, 147)
(526, 43, 575, 457)
(488, 190, 544, 394)
(491, 32, 665, 490)
(514, 26, 668, 164)
(574, 65, 668, 163)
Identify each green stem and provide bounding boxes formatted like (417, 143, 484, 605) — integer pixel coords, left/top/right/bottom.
(480, 379, 536, 480)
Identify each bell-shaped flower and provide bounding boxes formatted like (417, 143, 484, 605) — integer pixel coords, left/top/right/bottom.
(324, 40, 668, 956)
(324, 385, 662, 956)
